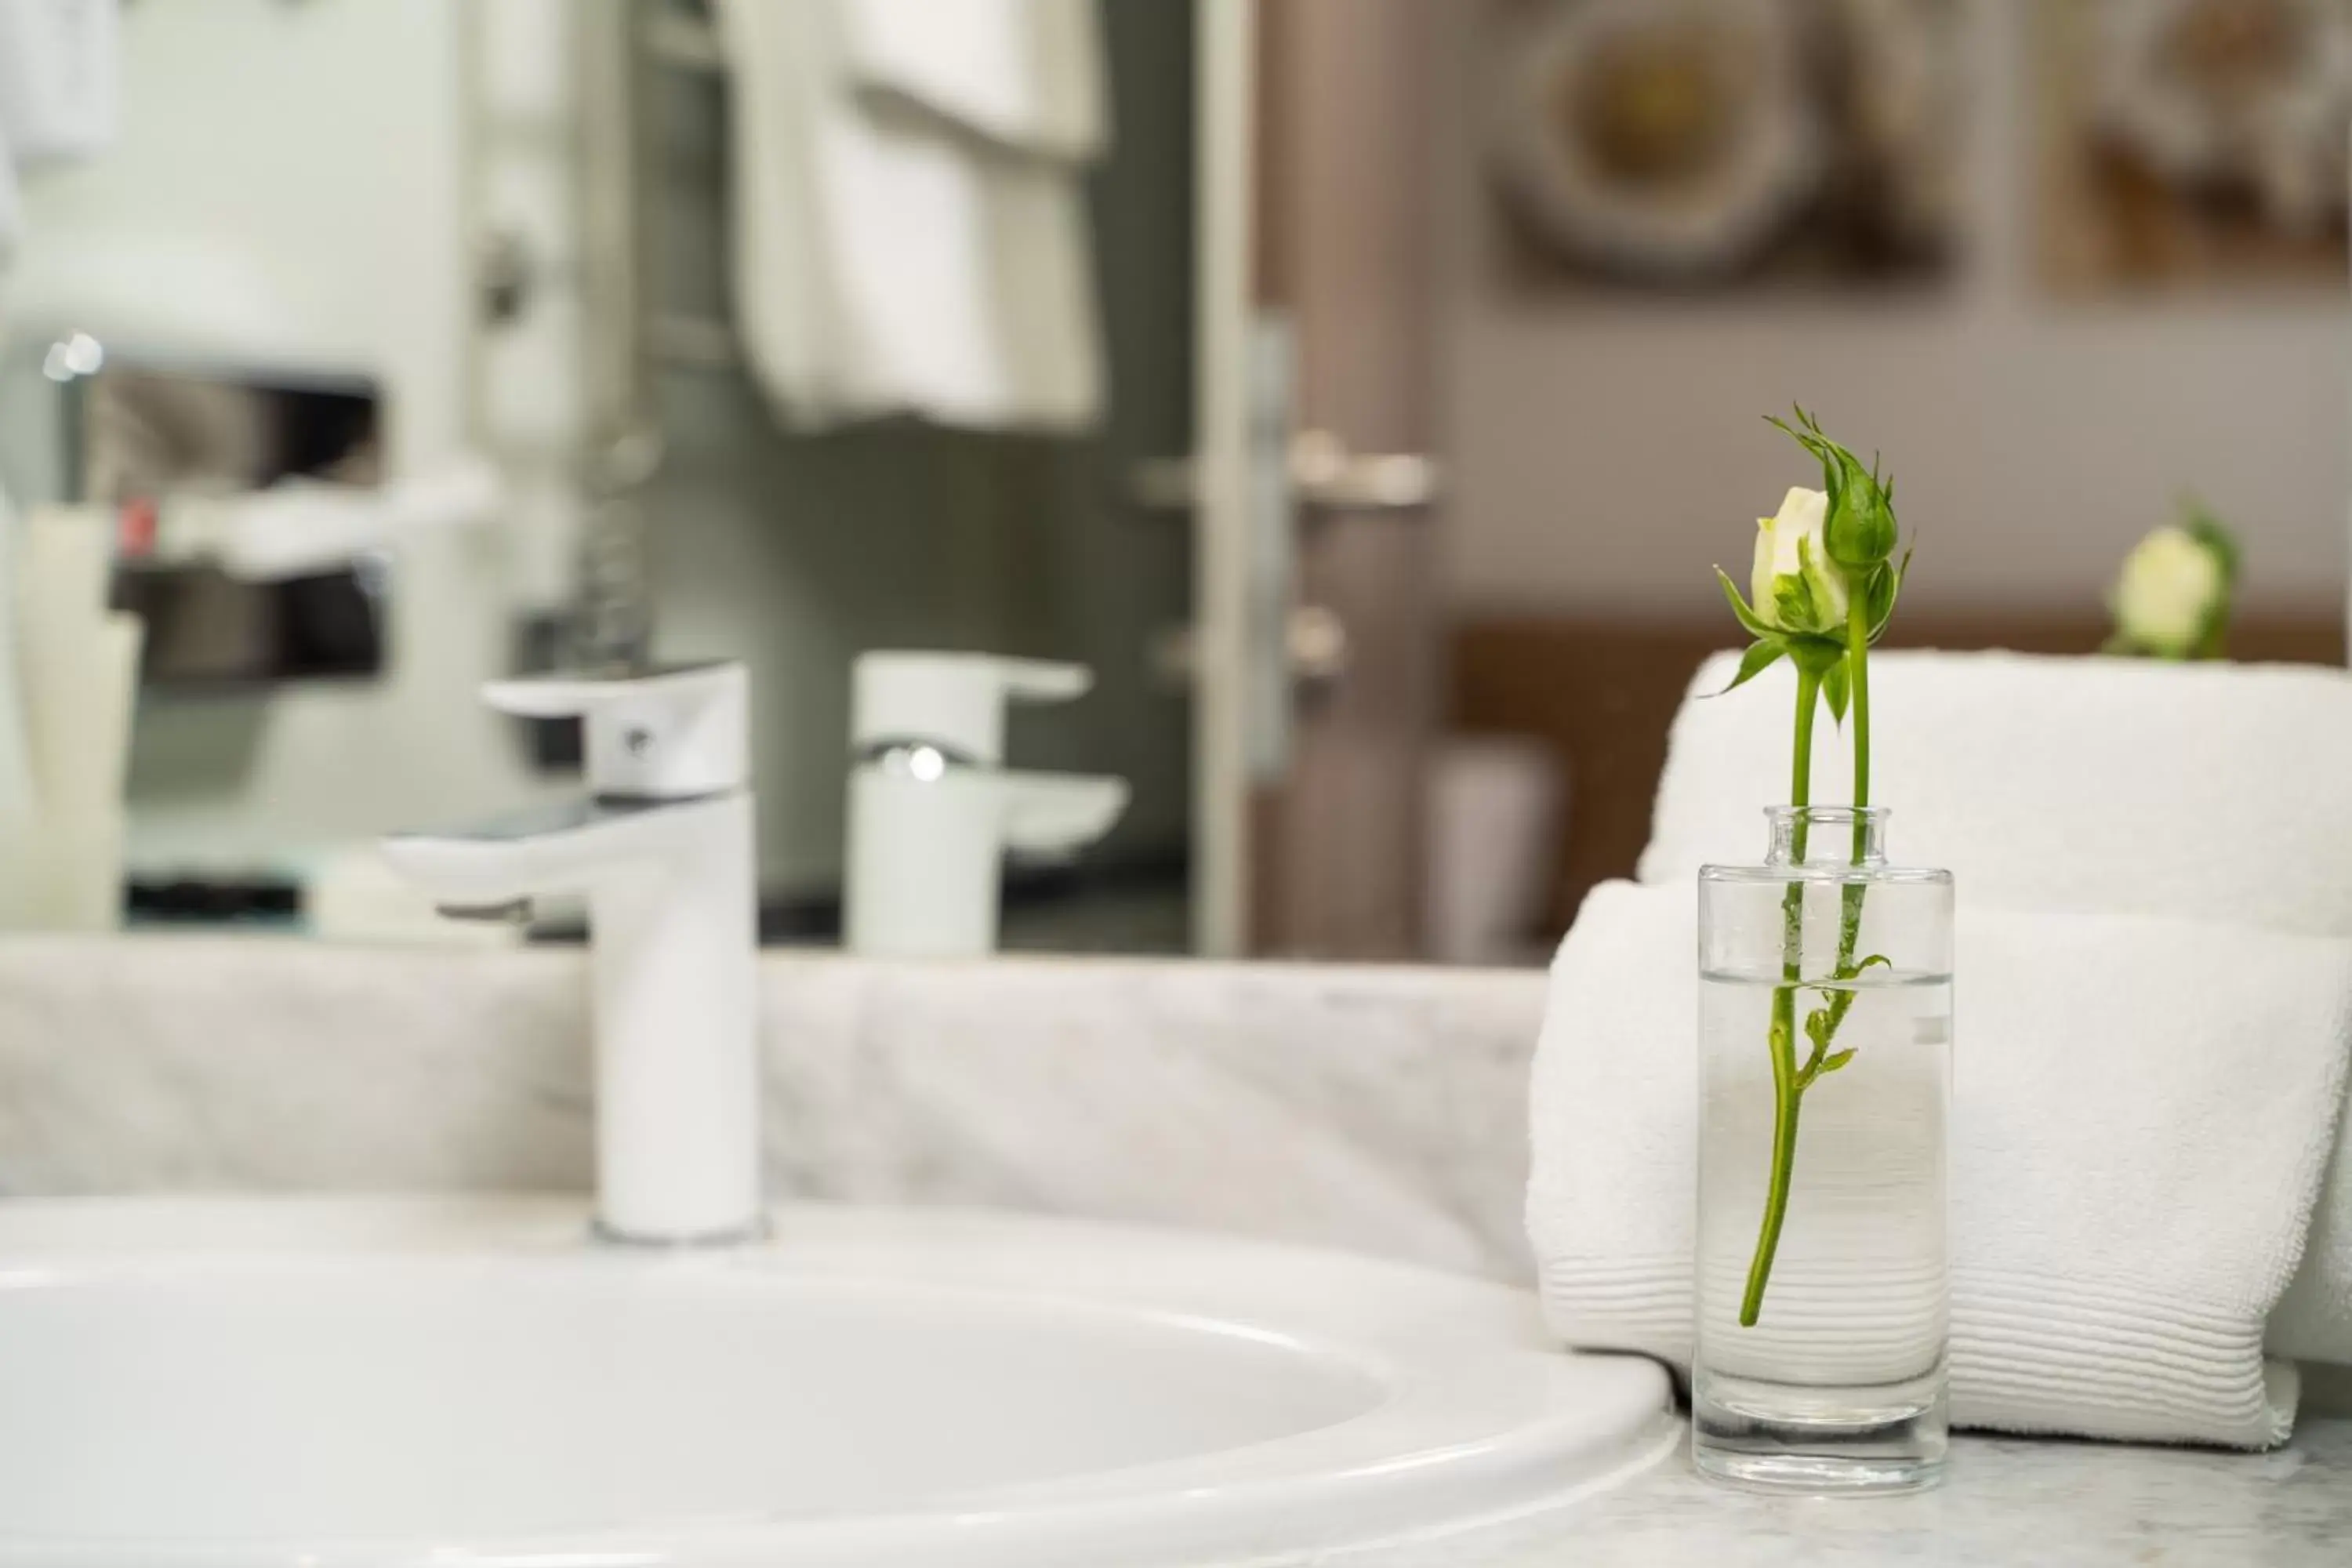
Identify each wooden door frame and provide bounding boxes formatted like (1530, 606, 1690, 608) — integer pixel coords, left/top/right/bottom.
(1248, 0, 1442, 960)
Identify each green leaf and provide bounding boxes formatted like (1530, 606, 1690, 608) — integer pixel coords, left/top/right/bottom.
(1784, 637, 1846, 680)
(1817, 1048, 1857, 1076)
(1846, 953, 1893, 979)
(1709, 639, 1787, 697)
(1715, 568, 1779, 642)
(2180, 499, 2240, 659)
(1867, 546, 1914, 646)
(1773, 568, 1818, 633)
(1823, 659, 1851, 727)
(2182, 499, 2241, 589)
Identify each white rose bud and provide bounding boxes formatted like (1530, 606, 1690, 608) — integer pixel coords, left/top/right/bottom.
(1750, 487, 1849, 639)
(2111, 524, 2225, 659)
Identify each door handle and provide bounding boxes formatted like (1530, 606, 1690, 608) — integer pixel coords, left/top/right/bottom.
(1131, 318, 1439, 783)
(1286, 430, 1441, 511)
(1129, 432, 1442, 514)
(1151, 604, 1351, 691)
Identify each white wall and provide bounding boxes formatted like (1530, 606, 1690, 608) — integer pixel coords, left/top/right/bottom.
(1436, 1, 2350, 620)
(5, 0, 567, 879)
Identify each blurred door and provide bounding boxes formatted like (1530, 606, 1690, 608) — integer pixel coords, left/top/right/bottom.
(1190, 0, 1441, 960)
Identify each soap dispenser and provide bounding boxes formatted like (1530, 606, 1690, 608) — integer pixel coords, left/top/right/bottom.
(846, 652, 1130, 958)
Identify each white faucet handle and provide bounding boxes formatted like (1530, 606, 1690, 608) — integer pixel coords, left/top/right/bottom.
(484, 662, 748, 799)
(996, 659, 1093, 705)
(851, 652, 1094, 768)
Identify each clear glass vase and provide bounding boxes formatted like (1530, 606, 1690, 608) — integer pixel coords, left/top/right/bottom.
(1693, 807, 1953, 1494)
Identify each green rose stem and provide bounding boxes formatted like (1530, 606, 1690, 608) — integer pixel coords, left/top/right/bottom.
(1739, 600, 1876, 1328)
(1838, 590, 1874, 973)
(1743, 665, 1820, 1327)
(1847, 593, 1871, 851)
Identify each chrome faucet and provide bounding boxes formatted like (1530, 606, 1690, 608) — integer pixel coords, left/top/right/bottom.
(382, 662, 762, 1246)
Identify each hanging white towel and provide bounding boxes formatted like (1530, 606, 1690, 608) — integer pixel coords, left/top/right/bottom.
(1528, 879, 2352, 1450)
(1641, 650, 2352, 1370)
(713, 0, 1105, 433)
(841, 0, 1106, 162)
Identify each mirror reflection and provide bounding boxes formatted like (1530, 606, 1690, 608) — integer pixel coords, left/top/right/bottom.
(0, 0, 2341, 966)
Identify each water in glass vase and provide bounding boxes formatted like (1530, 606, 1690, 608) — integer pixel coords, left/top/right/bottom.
(1693, 965, 1951, 1494)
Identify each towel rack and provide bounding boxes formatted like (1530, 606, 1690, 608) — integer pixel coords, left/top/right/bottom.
(630, 4, 739, 368)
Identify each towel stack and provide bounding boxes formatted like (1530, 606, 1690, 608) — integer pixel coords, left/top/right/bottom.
(1530, 650, 2352, 1449)
(713, 0, 1107, 433)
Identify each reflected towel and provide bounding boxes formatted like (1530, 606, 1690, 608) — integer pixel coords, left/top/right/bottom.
(1528, 880, 2352, 1449)
(1640, 651, 2352, 1370)
(713, 0, 1105, 433)
(842, 0, 1105, 162)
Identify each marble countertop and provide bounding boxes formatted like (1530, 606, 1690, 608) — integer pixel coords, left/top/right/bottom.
(1370, 1419, 2352, 1567)
(4, 936, 2348, 1563)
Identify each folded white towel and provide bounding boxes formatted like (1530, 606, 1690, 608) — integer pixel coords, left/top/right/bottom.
(1642, 651, 2352, 931)
(713, 0, 1105, 433)
(1529, 880, 2352, 1449)
(1643, 650, 2352, 1367)
(842, 0, 1106, 162)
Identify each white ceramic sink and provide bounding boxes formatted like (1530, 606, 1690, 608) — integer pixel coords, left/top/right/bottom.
(0, 1199, 1675, 1566)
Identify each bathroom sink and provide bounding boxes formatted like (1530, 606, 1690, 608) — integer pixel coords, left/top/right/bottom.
(0, 1198, 1675, 1566)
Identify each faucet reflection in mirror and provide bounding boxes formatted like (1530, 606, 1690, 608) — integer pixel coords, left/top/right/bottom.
(383, 662, 760, 1246)
(1695, 411, 1951, 1494)
(846, 652, 1129, 959)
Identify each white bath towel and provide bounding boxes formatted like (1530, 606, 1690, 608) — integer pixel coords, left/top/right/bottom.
(842, 0, 1106, 162)
(1641, 651, 2352, 931)
(1528, 880, 2352, 1449)
(713, 0, 1105, 433)
(1642, 650, 2352, 1368)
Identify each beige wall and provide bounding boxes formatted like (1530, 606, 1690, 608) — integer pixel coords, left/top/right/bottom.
(1435, 1, 2350, 622)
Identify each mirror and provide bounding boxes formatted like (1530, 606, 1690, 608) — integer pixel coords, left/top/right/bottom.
(0, 0, 2340, 965)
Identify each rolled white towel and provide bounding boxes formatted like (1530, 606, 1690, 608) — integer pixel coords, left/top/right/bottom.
(1529, 880, 2352, 1449)
(1642, 650, 2352, 1367)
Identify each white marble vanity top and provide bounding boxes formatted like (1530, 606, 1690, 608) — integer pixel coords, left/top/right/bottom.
(1384, 1421, 2352, 1566)
(0, 935, 1545, 1277)
(0, 935, 2346, 1563)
